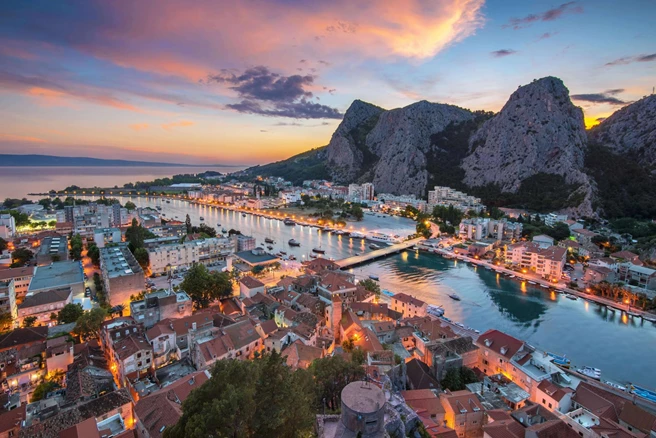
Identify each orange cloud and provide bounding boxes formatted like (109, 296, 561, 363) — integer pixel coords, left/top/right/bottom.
(161, 120, 195, 130)
(0, 134, 47, 143)
(130, 123, 150, 131)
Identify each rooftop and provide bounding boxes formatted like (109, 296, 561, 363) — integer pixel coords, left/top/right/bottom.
(19, 287, 71, 309)
(239, 276, 265, 289)
(0, 266, 35, 281)
(341, 381, 386, 414)
(28, 261, 83, 292)
(235, 249, 279, 265)
(100, 246, 143, 279)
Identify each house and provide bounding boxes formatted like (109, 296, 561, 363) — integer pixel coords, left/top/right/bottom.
(0, 266, 34, 303)
(27, 260, 84, 298)
(369, 321, 396, 343)
(0, 404, 26, 438)
(302, 257, 340, 274)
(532, 235, 554, 249)
(281, 339, 323, 369)
(401, 389, 446, 427)
(617, 263, 656, 290)
(536, 380, 573, 413)
(134, 370, 211, 438)
(112, 332, 153, 386)
(130, 290, 193, 329)
(391, 293, 428, 318)
(17, 287, 72, 326)
(239, 276, 265, 298)
(571, 228, 599, 245)
(316, 271, 359, 303)
(145, 323, 177, 368)
(428, 337, 479, 381)
(405, 358, 441, 391)
(193, 318, 264, 369)
(44, 336, 74, 373)
(610, 251, 641, 265)
(440, 389, 485, 438)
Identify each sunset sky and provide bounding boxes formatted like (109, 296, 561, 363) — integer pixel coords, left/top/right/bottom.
(1, 0, 654, 165)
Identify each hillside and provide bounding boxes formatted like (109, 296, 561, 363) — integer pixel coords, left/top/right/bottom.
(0, 154, 219, 167)
(242, 147, 329, 185)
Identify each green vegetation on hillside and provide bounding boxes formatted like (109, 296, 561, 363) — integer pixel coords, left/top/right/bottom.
(244, 147, 329, 185)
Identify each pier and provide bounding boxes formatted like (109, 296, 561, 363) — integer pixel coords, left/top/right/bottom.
(335, 238, 423, 269)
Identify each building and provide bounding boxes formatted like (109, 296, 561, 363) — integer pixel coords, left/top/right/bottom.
(93, 227, 122, 248)
(428, 186, 483, 213)
(239, 276, 265, 298)
(28, 260, 84, 297)
(100, 246, 145, 307)
(544, 212, 568, 227)
(0, 214, 16, 239)
(459, 218, 522, 242)
(348, 183, 374, 202)
(0, 281, 17, 325)
(617, 263, 656, 290)
(0, 266, 34, 303)
(337, 382, 386, 437)
(378, 193, 428, 212)
(232, 234, 256, 252)
(17, 287, 71, 326)
(439, 389, 485, 438)
(111, 331, 153, 386)
(148, 237, 234, 275)
(35, 235, 68, 265)
(193, 318, 264, 369)
(130, 289, 193, 329)
(391, 293, 428, 318)
(234, 247, 279, 270)
(506, 242, 566, 281)
(532, 234, 554, 249)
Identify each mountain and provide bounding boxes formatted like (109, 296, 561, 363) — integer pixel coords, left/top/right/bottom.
(0, 154, 229, 167)
(589, 94, 656, 168)
(245, 79, 656, 218)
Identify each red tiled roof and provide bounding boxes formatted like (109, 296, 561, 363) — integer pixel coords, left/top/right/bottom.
(258, 319, 278, 335)
(0, 404, 26, 435)
(476, 329, 524, 359)
(537, 379, 572, 402)
(240, 275, 265, 289)
(0, 266, 35, 281)
(393, 292, 426, 308)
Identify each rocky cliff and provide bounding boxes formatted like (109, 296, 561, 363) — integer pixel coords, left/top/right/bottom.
(326, 100, 473, 195)
(589, 94, 656, 168)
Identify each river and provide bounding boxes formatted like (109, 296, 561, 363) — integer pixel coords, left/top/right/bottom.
(123, 196, 656, 389)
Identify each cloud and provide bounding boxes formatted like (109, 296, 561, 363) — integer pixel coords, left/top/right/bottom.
(490, 49, 517, 58)
(0, 134, 47, 143)
(206, 66, 341, 119)
(130, 123, 149, 131)
(161, 120, 195, 130)
(606, 53, 656, 66)
(537, 32, 556, 41)
(503, 2, 583, 30)
(571, 90, 628, 105)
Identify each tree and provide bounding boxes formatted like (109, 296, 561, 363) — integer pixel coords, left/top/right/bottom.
(11, 247, 33, 267)
(309, 355, 365, 412)
(351, 205, 364, 221)
(341, 338, 355, 353)
(180, 264, 233, 308)
(57, 303, 84, 324)
(0, 312, 11, 331)
(31, 381, 59, 402)
(73, 307, 107, 339)
(87, 244, 100, 267)
(545, 222, 571, 241)
(185, 214, 192, 234)
(358, 279, 380, 296)
(22, 316, 37, 327)
(69, 234, 83, 261)
(441, 367, 478, 391)
(134, 247, 150, 270)
(124, 201, 137, 211)
(0, 237, 7, 253)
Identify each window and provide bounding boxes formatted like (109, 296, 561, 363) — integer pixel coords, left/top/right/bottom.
(548, 403, 552, 409)
(542, 399, 546, 404)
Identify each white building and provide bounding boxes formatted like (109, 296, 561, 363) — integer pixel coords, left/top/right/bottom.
(279, 191, 302, 204)
(544, 213, 568, 227)
(94, 228, 122, 248)
(506, 242, 567, 281)
(347, 183, 374, 202)
(459, 218, 523, 242)
(0, 214, 16, 238)
(427, 186, 483, 213)
(148, 237, 234, 275)
(378, 193, 427, 212)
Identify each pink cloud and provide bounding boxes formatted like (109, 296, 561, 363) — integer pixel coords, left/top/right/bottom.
(161, 120, 195, 130)
(130, 123, 150, 131)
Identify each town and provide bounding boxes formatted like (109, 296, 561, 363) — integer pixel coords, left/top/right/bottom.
(0, 174, 655, 438)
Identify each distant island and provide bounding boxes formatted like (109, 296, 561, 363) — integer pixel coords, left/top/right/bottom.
(0, 154, 239, 167)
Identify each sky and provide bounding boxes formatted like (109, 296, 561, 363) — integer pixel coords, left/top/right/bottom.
(0, 0, 654, 165)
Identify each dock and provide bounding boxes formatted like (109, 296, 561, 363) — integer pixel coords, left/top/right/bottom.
(335, 238, 423, 269)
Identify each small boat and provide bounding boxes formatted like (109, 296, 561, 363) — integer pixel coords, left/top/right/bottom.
(632, 385, 656, 403)
(540, 284, 550, 289)
(566, 294, 578, 301)
(369, 275, 379, 281)
(310, 253, 318, 258)
(312, 247, 326, 254)
(382, 289, 395, 297)
(217, 223, 221, 227)
(528, 281, 537, 285)
(267, 245, 273, 250)
(350, 232, 365, 239)
(156, 206, 162, 211)
(547, 352, 571, 368)
(200, 217, 205, 221)
(265, 237, 274, 244)
(288, 239, 300, 247)
(369, 244, 380, 250)
(280, 251, 287, 255)
(448, 293, 461, 301)
(484, 266, 492, 270)
(222, 228, 227, 233)
(456, 322, 465, 328)
(604, 381, 627, 392)
(427, 305, 445, 317)
(577, 366, 601, 380)
(166, 200, 171, 203)
(283, 218, 296, 226)
(354, 253, 360, 256)
(509, 275, 516, 278)
(242, 213, 246, 217)
(289, 255, 296, 261)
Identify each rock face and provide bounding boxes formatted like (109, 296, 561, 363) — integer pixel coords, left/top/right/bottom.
(325, 100, 473, 195)
(589, 94, 656, 167)
(462, 77, 589, 191)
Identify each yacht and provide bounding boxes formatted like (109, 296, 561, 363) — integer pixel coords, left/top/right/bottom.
(577, 366, 601, 380)
(367, 232, 402, 245)
(284, 218, 296, 226)
(448, 293, 461, 301)
(565, 294, 578, 301)
(350, 231, 365, 239)
(199, 217, 204, 221)
(368, 274, 379, 281)
(312, 247, 326, 254)
(288, 239, 301, 247)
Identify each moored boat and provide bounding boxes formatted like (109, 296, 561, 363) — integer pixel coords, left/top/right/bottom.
(547, 352, 571, 368)
(267, 245, 273, 250)
(265, 237, 274, 244)
(199, 216, 204, 221)
(382, 289, 395, 297)
(604, 381, 627, 392)
(368, 274, 379, 281)
(283, 218, 296, 226)
(528, 281, 537, 285)
(288, 239, 301, 247)
(577, 366, 602, 380)
(312, 247, 326, 254)
(369, 244, 380, 250)
(565, 294, 578, 300)
(632, 385, 656, 403)
(350, 231, 365, 239)
(426, 304, 445, 317)
(448, 293, 461, 301)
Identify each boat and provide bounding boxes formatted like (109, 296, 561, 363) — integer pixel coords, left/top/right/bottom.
(565, 294, 578, 301)
(382, 289, 395, 297)
(283, 218, 296, 226)
(632, 385, 656, 403)
(350, 231, 366, 239)
(369, 275, 379, 281)
(484, 266, 492, 270)
(280, 251, 287, 255)
(448, 293, 461, 301)
(369, 244, 380, 250)
(539, 284, 550, 289)
(165, 200, 171, 203)
(577, 366, 602, 380)
(367, 232, 402, 245)
(427, 304, 445, 317)
(312, 247, 326, 254)
(265, 237, 274, 244)
(289, 255, 296, 261)
(509, 275, 516, 278)
(217, 223, 221, 227)
(547, 352, 571, 368)
(354, 253, 360, 256)
(199, 217, 205, 221)
(528, 281, 537, 285)
(310, 253, 318, 258)
(242, 213, 246, 217)
(156, 206, 162, 210)
(222, 228, 227, 233)
(267, 245, 273, 250)
(604, 381, 627, 392)
(288, 239, 300, 247)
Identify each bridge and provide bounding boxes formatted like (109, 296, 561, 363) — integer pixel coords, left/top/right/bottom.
(335, 238, 423, 269)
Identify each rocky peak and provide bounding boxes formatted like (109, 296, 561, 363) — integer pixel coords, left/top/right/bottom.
(589, 94, 656, 167)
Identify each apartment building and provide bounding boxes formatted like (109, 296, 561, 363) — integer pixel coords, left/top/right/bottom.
(130, 289, 193, 329)
(378, 193, 427, 212)
(35, 235, 68, 265)
(93, 227, 122, 248)
(459, 218, 523, 242)
(391, 293, 428, 318)
(28, 260, 84, 297)
(439, 389, 485, 438)
(506, 242, 566, 281)
(148, 237, 234, 274)
(428, 186, 483, 213)
(348, 183, 374, 202)
(0, 266, 34, 303)
(17, 287, 71, 326)
(0, 281, 17, 324)
(100, 245, 145, 306)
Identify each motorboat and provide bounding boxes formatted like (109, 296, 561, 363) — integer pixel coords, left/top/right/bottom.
(369, 244, 380, 250)
(368, 275, 379, 281)
(265, 237, 274, 244)
(547, 352, 571, 368)
(350, 231, 365, 239)
(565, 294, 578, 301)
(156, 206, 162, 210)
(288, 239, 301, 247)
(284, 218, 296, 226)
(604, 381, 627, 392)
(312, 247, 326, 254)
(310, 253, 318, 258)
(280, 251, 287, 255)
(382, 289, 395, 297)
(528, 281, 537, 285)
(289, 255, 296, 260)
(577, 366, 601, 380)
(632, 385, 656, 403)
(222, 228, 227, 233)
(448, 293, 461, 301)
(199, 217, 204, 221)
(427, 305, 445, 317)
(242, 213, 247, 217)
(217, 223, 221, 227)
(267, 245, 273, 250)
(165, 200, 171, 203)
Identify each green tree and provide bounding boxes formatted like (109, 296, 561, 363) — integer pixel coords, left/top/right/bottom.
(134, 247, 150, 270)
(124, 201, 137, 211)
(11, 247, 33, 267)
(358, 279, 380, 296)
(31, 381, 59, 402)
(73, 307, 107, 339)
(185, 214, 192, 234)
(440, 366, 478, 391)
(69, 234, 83, 261)
(87, 244, 100, 267)
(351, 205, 364, 221)
(341, 338, 355, 353)
(180, 264, 233, 308)
(57, 303, 84, 324)
(309, 355, 365, 412)
(0, 237, 7, 253)
(0, 312, 12, 331)
(545, 222, 571, 241)
(22, 316, 37, 327)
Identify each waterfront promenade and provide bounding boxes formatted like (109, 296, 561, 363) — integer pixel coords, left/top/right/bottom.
(335, 238, 423, 269)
